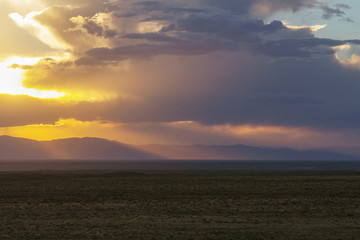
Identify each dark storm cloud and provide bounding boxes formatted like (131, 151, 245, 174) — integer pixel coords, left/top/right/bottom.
(205, 0, 317, 15)
(70, 14, 119, 39)
(72, 52, 360, 130)
(79, 13, 360, 63)
(122, 33, 180, 42)
(113, 1, 207, 19)
(76, 39, 234, 65)
(82, 20, 118, 38)
(175, 15, 286, 42)
(206, 0, 351, 20)
(135, 1, 206, 13)
(160, 58, 358, 128)
(193, 56, 360, 129)
(31, 0, 356, 61)
(73, 13, 319, 64)
(254, 39, 360, 58)
(72, 0, 358, 63)
(320, 3, 351, 20)
(252, 92, 325, 104)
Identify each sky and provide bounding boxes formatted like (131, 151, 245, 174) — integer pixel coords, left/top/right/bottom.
(0, 0, 360, 149)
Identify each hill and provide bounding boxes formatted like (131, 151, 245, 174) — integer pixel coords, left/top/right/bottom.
(0, 136, 356, 160)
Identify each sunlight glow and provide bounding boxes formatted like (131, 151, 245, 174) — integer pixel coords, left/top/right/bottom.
(332, 44, 360, 70)
(5, 0, 43, 7)
(282, 21, 327, 33)
(335, 53, 360, 70)
(0, 118, 121, 142)
(137, 21, 165, 33)
(0, 57, 121, 102)
(0, 57, 65, 99)
(59, 90, 119, 103)
(9, 10, 70, 50)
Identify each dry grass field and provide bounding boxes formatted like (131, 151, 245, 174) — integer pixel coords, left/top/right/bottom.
(0, 166, 359, 239)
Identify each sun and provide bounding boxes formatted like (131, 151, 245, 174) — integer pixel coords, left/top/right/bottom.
(0, 56, 120, 103)
(0, 57, 65, 99)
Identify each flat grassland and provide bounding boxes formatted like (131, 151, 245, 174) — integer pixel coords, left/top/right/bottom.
(0, 170, 359, 239)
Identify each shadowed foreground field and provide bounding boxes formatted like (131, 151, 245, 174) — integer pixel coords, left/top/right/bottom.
(0, 170, 359, 239)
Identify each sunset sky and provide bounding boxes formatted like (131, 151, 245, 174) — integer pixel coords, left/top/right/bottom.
(1, 0, 360, 149)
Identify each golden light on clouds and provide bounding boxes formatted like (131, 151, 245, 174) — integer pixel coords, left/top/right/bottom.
(0, 56, 120, 102)
(0, 57, 65, 99)
(5, 0, 43, 7)
(212, 124, 312, 141)
(69, 12, 113, 30)
(282, 21, 327, 33)
(335, 53, 360, 70)
(332, 44, 360, 69)
(9, 10, 70, 50)
(332, 44, 351, 52)
(137, 21, 165, 33)
(59, 90, 119, 103)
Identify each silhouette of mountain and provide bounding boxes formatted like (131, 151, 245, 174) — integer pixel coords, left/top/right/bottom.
(315, 147, 360, 158)
(0, 136, 157, 160)
(138, 144, 356, 160)
(0, 135, 52, 160)
(45, 137, 159, 160)
(0, 136, 356, 160)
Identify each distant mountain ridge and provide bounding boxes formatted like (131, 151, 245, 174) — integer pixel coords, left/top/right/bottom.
(0, 136, 157, 160)
(315, 147, 360, 159)
(137, 144, 357, 160)
(0, 135, 357, 160)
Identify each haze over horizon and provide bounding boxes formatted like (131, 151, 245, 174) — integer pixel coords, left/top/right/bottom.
(1, 0, 360, 153)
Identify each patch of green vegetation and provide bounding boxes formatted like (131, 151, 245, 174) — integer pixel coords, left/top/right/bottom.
(0, 171, 359, 239)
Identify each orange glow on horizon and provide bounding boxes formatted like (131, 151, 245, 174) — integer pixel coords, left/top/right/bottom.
(0, 119, 349, 149)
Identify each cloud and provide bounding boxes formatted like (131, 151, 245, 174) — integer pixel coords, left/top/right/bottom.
(206, 0, 317, 17)
(77, 41, 232, 65)
(336, 53, 360, 70)
(320, 3, 351, 20)
(9, 64, 34, 70)
(252, 92, 324, 104)
(76, 12, 359, 64)
(10, 46, 360, 132)
(19, 51, 358, 131)
(86, 53, 360, 130)
(175, 15, 286, 42)
(206, 0, 352, 20)
(2, 0, 360, 148)
(2, 118, 360, 149)
(253, 38, 360, 58)
(9, 10, 70, 50)
(69, 13, 118, 38)
(122, 32, 181, 42)
(10, 0, 356, 61)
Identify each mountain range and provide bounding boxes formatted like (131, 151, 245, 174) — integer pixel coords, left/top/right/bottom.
(0, 135, 358, 160)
